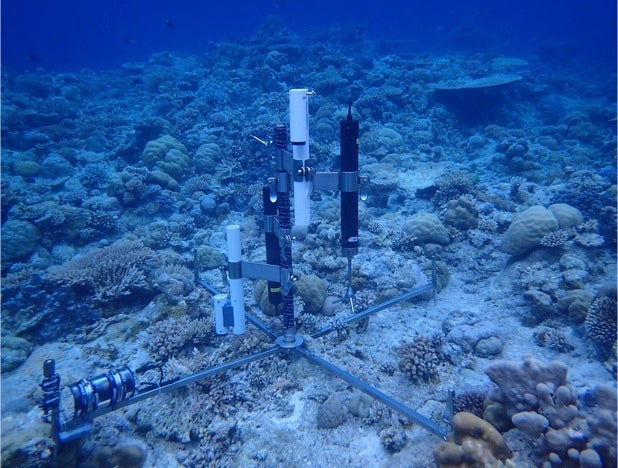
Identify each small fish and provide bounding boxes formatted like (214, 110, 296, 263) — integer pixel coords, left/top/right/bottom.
(26, 54, 40, 62)
(275, 0, 286, 8)
(166, 19, 175, 30)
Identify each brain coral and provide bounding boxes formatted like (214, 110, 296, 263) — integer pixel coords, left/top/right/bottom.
(141, 135, 190, 182)
(403, 212, 450, 245)
(501, 206, 559, 256)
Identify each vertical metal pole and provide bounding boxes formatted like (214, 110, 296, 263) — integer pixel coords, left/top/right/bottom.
(272, 124, 301, 347)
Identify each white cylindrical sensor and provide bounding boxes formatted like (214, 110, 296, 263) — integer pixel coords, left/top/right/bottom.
(294, 180, 311, 227)
(213, 293, 229, 335)
(289, 89, 309, 156)
(292, 143, 309, 161)
(226, 224, 242, 262)
(225, 224, 246, 334)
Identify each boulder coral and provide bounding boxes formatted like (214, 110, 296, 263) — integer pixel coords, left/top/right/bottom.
(1, 220, 41, 262)
(501, 204, 583, 256)
(444, 197, 479, 230)
(141, 135, 190, 182)
(403, 212, 450, 245)
(254, 273, 327, 316)
(547, 203, 584, 229)
(292, 273, 328, 314)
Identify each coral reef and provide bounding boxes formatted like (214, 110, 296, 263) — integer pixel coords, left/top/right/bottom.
(379, 425, 408, 452)
(585, 295, 618, 349)
(47, 240, 155, 303)
(141, 135, 190, 183)
(397, 334, 446, 383)
(154, 263, 195, 304)
(1, 220, 41, 262)
(442, 310, 504, 358)
(434, 412, 512, 467)
(452, 389, 488, 419)
(432, 170, 480, 206)
(146, 315, 214, 361)
(403, 212, 450, 246)
(484, 356, 617, 466)
(254, 273, 327, 316)
(0, 14, 615, 467)
(444, 197, 479, 230)
(316, 395, 348, 429)
(1, 333, 32, 372)
(501, 205, 560, 256)
(533, 326, 575, 353)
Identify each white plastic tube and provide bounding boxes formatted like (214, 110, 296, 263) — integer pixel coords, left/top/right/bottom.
(213, 293, 229, 335)
(289, 89, 311, 227)
(289, 88, 309, 150)
(294, 180, 311, 227)
(226, 224, 246, 334)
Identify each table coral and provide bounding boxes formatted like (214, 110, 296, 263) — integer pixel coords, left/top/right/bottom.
(47, 239, 155, 303)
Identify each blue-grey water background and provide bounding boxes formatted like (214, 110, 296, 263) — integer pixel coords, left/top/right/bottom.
(3, 0, 616, 72)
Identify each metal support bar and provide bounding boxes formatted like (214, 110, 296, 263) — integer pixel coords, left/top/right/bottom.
(65, 346, 281, 429)
(245, 312, 279, 341)
(312, 171, 359, 193)
(241, 261, 290, 284)
(295, 346, 448, 439)
(310, 282, 435, 339)
(312, 171, 340, 191)
(197, 278, 219, 296)
(280, 152, 295, 173)
(339, 171, 359, 192)
(445, 389, 455, 427)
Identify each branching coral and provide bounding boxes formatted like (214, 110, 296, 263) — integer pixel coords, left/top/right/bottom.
(146, 315, 214, 361)
(585, 296, 618, 348)
(432, 170, 479, 205)
(397, 334, 445, 383)
(47, 240, 154, 302)
(539, 229, 571, 248)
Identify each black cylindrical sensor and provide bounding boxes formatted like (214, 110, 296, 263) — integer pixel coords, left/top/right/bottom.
(340, 103, 359, 254)
(273, 124, 287, 151)
(263, 186, 282, 307)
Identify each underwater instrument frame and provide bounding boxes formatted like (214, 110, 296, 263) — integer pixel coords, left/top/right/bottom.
(40, 89, 452, 450)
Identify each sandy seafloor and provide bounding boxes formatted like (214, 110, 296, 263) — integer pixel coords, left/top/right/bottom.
(1, 19, 617, 467)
